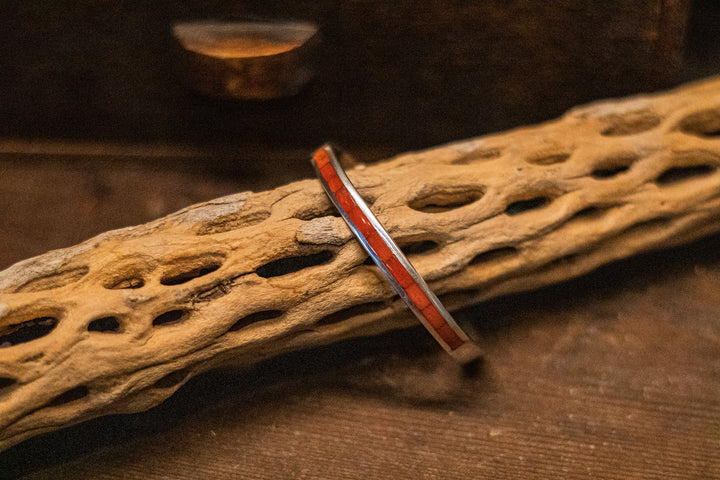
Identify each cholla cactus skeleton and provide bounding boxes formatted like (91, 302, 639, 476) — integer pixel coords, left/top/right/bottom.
(1, 77, 720, 450)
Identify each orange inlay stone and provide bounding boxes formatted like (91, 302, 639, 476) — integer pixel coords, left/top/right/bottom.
(436, 323, 465, 350)
(384, 256, 413, 288)
(365, 230, 394, 261)
(334, 187, 355, 212)
(320, 163, 343, 192)
(350, 208, 374, 238)
(422, 305, 464, 349)
(421, 304, 447, 330)
(319, 160, 334, 178)
(313, 148, 331, 168)
(405, 282, 431, 310)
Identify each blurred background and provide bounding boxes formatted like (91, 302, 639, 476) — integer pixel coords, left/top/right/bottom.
(2, 1, 717, 150)
(2, 3, 720, 479)
(1, 1, 719, 268)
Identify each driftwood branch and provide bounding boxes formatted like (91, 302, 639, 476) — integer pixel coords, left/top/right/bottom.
(2, 77, 720, 450)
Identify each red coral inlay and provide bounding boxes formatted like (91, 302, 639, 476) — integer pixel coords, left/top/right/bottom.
(384, 256, 413, 288)
(335, 187, 355, 212)
(421, 304, 446, 329)
(437, 324, 465, 350)
(313, 149, 331, 168)
(349, 207, 374, 238)
(422, 305, 464, 349)
(365, 231, 394, 261)
(320, 163, 343, 192)
(405, 282, 431, 310)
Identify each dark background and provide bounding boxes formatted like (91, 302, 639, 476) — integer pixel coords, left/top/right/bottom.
(1, 0, 716, 152)
(1, 1, 720, 478)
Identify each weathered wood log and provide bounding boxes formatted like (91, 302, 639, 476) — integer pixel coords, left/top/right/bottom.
(2, 77, 720, 451)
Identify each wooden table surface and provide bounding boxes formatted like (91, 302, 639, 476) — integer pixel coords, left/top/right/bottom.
(0, 149, 718, 479)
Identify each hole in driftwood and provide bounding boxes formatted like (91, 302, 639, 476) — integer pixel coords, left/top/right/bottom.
(399, 239, 440, 256)
(408, 187, 484, 213)
(316, 301, 387, 326)
(677, 108, 720, 137)
(228, 310, 284, 332)
(504, 196, 550, 216)
(591, 165, 630, 179)
(102, 257, 156, 290)
(47, 386, 89, 407)
(590, 152, 638, 179)
(256, 250, 334, 278)
(293, 203, 342, 220)
(0, 377, 17, 390)
(655, 165, 716, 185)
(469, 247, 518, 266)
(161, 263, 222, 286)
(600, 110, 661, 136)
(153, 369, 190, 389)
(14, 266, 89, 293)
(0, 317, 59, 347)
(87, 316, 121, 333)
(153, 309, 188, 327)
(526, 152, 571, 165)
(568, 206, 607, 222)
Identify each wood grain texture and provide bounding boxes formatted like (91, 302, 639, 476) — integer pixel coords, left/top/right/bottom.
(2, 77, 720, 452)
